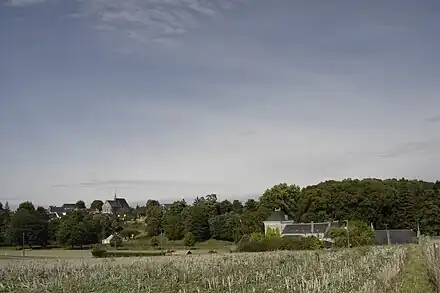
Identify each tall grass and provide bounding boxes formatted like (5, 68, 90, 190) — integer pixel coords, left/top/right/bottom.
(420, 236, 440, 292)
(0, 246, 408, 293)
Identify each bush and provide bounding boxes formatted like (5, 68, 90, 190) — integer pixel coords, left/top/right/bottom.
(103, 251, 165, 258)
(235, 234, 321, 253)
(120, 228, 141, 239)
(110, 235, 123, 247)
(250, 232, 265, 242)
(150, 236, 159, 247)
(91, 249, 166, 258)
(91, 245, 107, 258)
(236, 240, 267, 252)
(184, 232, 196, 247)
(301, 236, 324, 250)
(329, 220, 374, 248)
(279, 237, 302, 250)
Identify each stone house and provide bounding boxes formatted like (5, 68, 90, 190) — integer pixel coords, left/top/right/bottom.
(264, 209, 421, 245)
(102, 195, 131, 215)
(263, 209, 341, 244)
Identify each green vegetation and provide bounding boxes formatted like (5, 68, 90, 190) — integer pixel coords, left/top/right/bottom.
(0, 245, 418, 293)
(236, 232, 324, 252)
(1, 178, 440, 250)
(420, 236, 440, 292)
(329, 219, 375, 248)
(91, 247, 165, 258)
(1, 178, 440, 291)
(391, 244, 434, 293)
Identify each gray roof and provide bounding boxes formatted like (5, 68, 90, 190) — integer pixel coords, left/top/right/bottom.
(48, 206, 66, 214)
(62, 204, 76, 210)
(115, 198, 130, 209)
(106, 198, 130, 212)
(313, 223, 329, 233)
(282, 221, 341, 236)
(266, 210, 288, 221)
(107, 200, 120, 208)
(283, 224, 312, 234)
(374, 229, 417, 245)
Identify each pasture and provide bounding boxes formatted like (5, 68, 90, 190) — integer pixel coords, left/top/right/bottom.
(0, 244, 434, 293)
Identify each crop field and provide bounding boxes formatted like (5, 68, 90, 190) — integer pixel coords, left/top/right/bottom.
(0, 245, 419, 293)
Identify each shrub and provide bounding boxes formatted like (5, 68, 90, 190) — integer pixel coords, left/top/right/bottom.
(184, 232, 196, 247)
(265, 226, 281, 238)
(150, 236, 159, 247)
(279, 237, 303, 250)
(236, 240, 266, 252)
(250, 232, 265, 242)
(92, 248, 166, 258)
(103, 251, 165, 258)
(120, 228, 141, 239)
(301, 236, 324, 250)
(236, 235, 319, 253)
(329, 220, 374, 248)
(91, 245, 107, 258)
(110, 234, 123, 247)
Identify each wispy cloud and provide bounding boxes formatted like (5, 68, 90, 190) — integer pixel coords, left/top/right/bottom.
(53, 179, 221, 188)
(78, 0, 245, 44)
(425, 114, 440, 123)
(376, 139, 440, 159)
(3, 0, 47, 7)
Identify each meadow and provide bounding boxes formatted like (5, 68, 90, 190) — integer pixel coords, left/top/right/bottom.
(0, 244, 433, 293)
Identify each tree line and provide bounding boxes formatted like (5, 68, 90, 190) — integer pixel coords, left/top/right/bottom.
(0, 201, 124, 248)
(0, 178, 439, 248)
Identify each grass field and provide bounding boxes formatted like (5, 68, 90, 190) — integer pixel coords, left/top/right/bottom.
(0, 244, 433, 293)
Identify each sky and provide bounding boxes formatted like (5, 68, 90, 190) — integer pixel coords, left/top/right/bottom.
(1, 0, 440, 207)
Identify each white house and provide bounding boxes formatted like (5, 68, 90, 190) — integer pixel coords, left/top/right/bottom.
(263, 209, 340, 243)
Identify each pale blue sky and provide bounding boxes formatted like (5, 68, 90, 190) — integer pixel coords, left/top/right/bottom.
(1, 0, 439, 207)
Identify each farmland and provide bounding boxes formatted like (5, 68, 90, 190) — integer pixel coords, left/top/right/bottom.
(0, 245, 433, 293)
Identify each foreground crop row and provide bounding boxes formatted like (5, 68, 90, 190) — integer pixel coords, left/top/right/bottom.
(0, 246, 408, 293)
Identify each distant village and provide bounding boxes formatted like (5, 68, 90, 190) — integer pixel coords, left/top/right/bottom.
(47, 195, 132, 219)
(46, 194, 420, 247)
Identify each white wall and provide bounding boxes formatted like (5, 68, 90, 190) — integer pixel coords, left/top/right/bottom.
(263, 220, 294, 235)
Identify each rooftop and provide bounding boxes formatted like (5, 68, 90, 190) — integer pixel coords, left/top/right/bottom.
(265, 209, 289, 221)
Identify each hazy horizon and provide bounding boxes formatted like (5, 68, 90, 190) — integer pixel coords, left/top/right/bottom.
(1, 0, 440, 207)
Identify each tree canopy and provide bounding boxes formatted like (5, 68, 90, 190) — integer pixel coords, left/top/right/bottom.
(1, 177, 440, 248)
(90, 200, 104, 212)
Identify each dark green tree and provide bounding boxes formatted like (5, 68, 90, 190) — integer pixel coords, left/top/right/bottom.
(260, 183, 301, 220)
(244, 199, 258, 211)
(7, 208, 39, 247)
(185, 205, 211, 242)
(145, 205, 163, 237)
(57, 211, 97, 248)
(232, 200, 243, 213)
(0, 202, 11, 245)
(17, 201, 35, 213)
(75, 200, 86, 210)
(184, 232, 196, 247)
(163, 213, 184, 240)
(90, 200, 104, 212)
(329, 220, 374, 248)
(218, 200, 233, 214)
